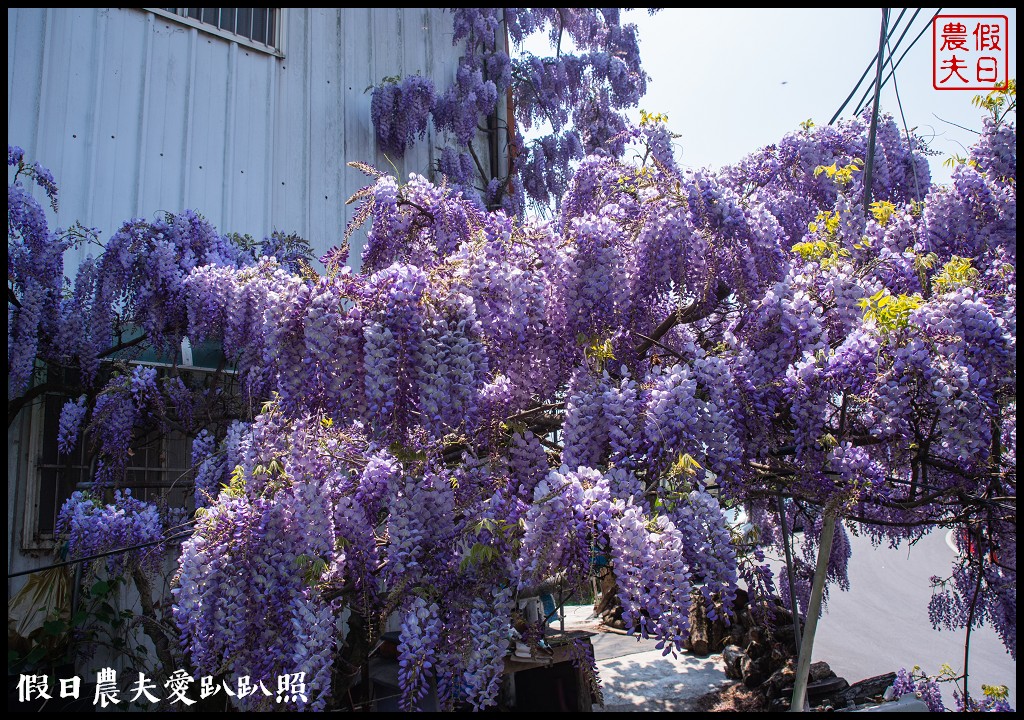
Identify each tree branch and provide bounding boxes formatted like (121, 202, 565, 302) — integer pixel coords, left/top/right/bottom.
(634, 281, 731, 360)
(97, 333, 149, 360)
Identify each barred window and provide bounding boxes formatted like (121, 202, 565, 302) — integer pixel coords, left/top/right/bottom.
(150, 8, 281, 53)
(23, 366, 203, 550)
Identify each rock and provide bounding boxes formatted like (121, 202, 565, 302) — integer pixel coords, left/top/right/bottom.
(708, 611, 728, 652)
(744, 639, 765, 660)
(690, 636, 710, 656)
(688, 590, 737, 655)
(807, 676, 849, 701)
(772, 605, 795, 627)
(809, 660, 834, 681)
(772, 624, 800, 654)
(724, 627, 747, 649)
(602, 615, 626, 630)
(722, 645, 747, 680)
(741, 656, 771, 688)
(765, 661, 796, 692)
(830, 672, 897, 707)
(688, 596, 711, 656)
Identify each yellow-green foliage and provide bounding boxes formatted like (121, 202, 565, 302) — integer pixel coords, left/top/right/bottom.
(792, 238, 849, 264)
(615, 165, 654, 192)
(580, 333, 616, 372)
(639, 109, 669, 126)
(793, 211, 850, 265)
(942, 153, 979, 171)
(869, 200, 897, 226)
(972, 78, 1016, 120)
(982, 684, 1010, 701)
(224, 465, 247, 498)
(808, 210, 841, 238)
(931, 256, 980, 294)
(858, 289, 923, 332)
(669, 452, 703, 479)
(814, 159, 863, 186)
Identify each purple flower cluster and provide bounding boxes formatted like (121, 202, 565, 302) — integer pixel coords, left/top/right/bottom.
(514, 469, 591, 591)
(57, 395, 88, 456)
(8, 163, 67, 398)
(174, 415, 359, 711)
(670, 489, 738, 620)
(56, 490, 164, 577)
(892, 666, 946, 712)
(606, 501, 693, 653)
(459, 586, 513, 710)
(371, 75, 436, 157)
(396, 597, 443, 710)
(368, 9, 650, 211)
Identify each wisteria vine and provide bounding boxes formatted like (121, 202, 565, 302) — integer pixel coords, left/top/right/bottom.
(8, 63, 1016, 713)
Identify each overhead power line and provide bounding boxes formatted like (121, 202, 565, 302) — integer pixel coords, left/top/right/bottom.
(7, 527, 195, 579)
(830, 8, 909, 125)
(853, 8, 943, 117)
(885, 32, 925, 200)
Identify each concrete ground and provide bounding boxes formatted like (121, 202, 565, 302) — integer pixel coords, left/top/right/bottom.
(560, 605, 732, 712)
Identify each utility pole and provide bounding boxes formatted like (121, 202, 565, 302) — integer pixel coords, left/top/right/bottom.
(863, 8, 890, 211)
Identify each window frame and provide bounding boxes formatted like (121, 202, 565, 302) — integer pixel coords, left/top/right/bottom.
(21, 367, 207, 551)
(145, 8, 286, 58)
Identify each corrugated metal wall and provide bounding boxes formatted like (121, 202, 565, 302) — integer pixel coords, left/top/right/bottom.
(7, 7, 464, 270)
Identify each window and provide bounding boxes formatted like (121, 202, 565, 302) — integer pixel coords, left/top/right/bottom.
(22, 369, 196, 550)
(148, 8, 282, 55)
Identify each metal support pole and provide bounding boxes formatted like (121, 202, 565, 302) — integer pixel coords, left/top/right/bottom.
(790, 506, 838, 712)
(863, 8, 890, 211)
(777, 493, 802, 655)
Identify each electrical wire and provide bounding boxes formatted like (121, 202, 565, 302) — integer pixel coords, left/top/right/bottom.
(829, 8, 909, 125)
(853, 8, 943, 117)
(7, 525, 196, 579)
(884, 33, 925, 200)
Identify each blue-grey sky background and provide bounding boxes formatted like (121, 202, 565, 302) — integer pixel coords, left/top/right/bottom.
(582, 8, 1017, 186)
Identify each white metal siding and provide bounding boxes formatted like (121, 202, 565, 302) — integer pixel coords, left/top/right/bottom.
(7, 7, 463, 270)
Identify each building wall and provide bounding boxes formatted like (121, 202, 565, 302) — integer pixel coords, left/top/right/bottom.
(7, 5, 477, 592)
(7, 7, 465, 270)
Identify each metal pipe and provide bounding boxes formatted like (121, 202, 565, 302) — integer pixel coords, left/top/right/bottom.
(777, 493, 802, 655)
(863, 8, 890, 211)
(789, 507, 838, 712)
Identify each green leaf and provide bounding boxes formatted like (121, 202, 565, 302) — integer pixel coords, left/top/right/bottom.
(982, 684, 1009, 700)
(42, 619, 67, 636)
(91, 580, 110, 598)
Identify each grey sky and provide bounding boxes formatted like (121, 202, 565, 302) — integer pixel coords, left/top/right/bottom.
(619, 8, 1016, 186)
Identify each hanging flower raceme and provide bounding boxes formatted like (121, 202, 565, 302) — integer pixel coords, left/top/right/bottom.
(371, 75, 436, 157)
(56, 489, 165, 578)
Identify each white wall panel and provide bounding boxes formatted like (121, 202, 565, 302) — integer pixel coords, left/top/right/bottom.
(7, 7, 466, 271)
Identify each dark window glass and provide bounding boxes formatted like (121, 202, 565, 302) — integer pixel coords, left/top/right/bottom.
(252, 8, 267, 45)
(218, 8, 236, 33)
(236, 8, 253, 39)
(164, 8, 277, 48)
